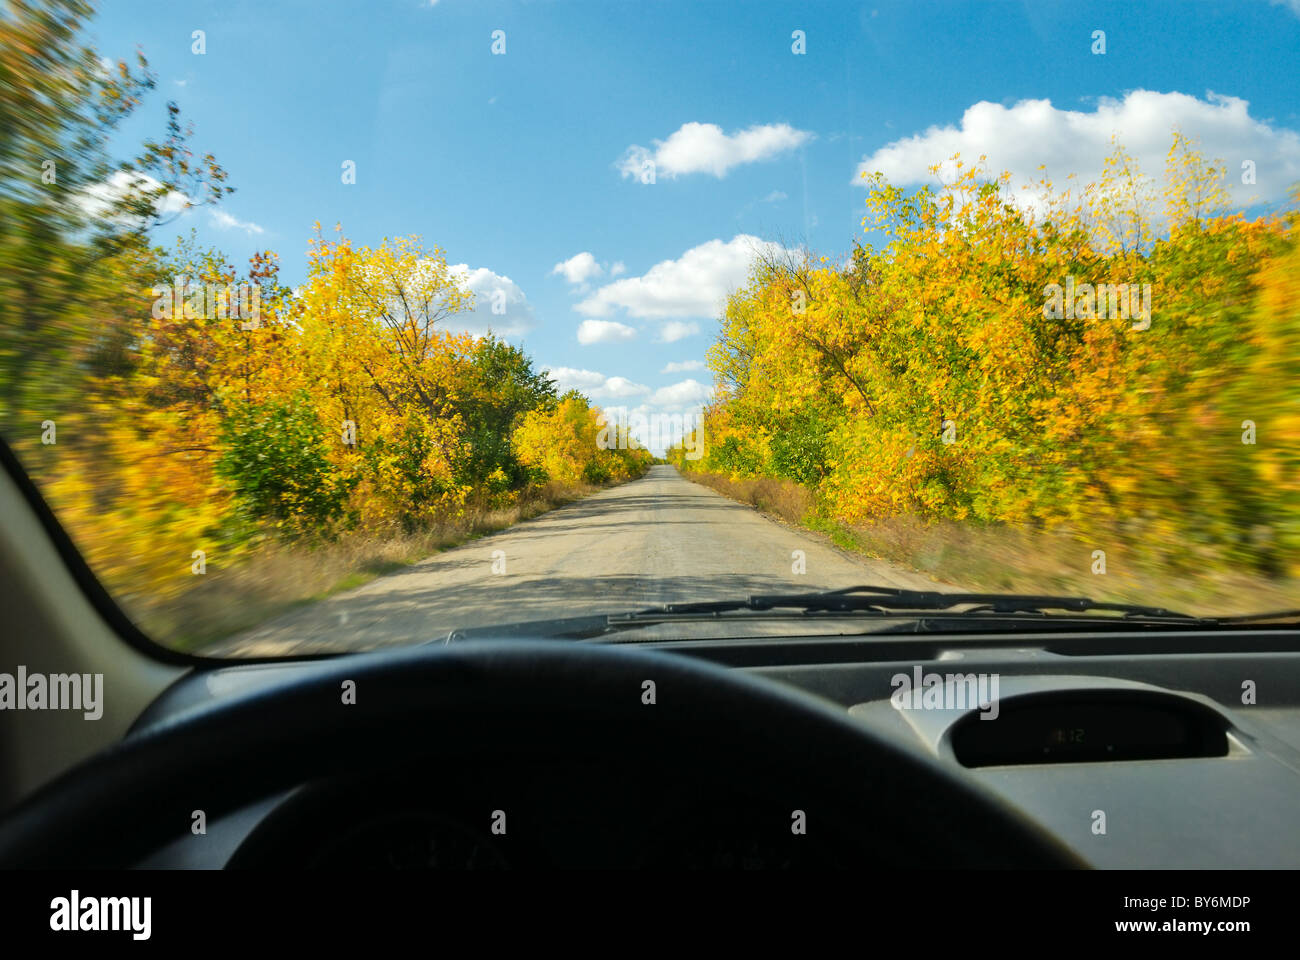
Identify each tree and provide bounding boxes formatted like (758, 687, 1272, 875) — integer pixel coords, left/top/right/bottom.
(0, 0, 231, 427)
(452, 336, 557, 489)
(216, 392, 352, 537)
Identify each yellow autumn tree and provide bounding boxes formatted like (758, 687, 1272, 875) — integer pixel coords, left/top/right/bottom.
(690, 134, 1298, 574)
(513, 392, 651, 485)
(290, 228, 478, 528)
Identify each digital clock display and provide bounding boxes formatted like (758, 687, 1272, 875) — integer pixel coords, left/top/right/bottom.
(951, 693, 1228, 766)
(1048, 727, 1086, 746)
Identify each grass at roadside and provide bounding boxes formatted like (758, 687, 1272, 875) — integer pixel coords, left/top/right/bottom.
(683, 470, 1299, 618)
(128, 475, 642, 653)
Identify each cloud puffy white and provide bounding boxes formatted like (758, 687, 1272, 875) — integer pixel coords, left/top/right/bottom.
(649, 379, 713, 410)
(447, 264, 535, 337)
(551, 251, 604, 285)
(540, 369, 711, 456)
(75, 170, 191, 223)
(588, 380, 715, 454)
(853, 90, 1300, 207)
(553, 252, 630, 293)
(576, 234, 787, 320)
(618, 122, 812, 179)
(600, 376, 653, 399)
(657, 321, 700, 343)
(576, 318, 637, 344)
(543, 366, 605, 392)
(543, 366, 650, 400)
(661, 359, 706, 373)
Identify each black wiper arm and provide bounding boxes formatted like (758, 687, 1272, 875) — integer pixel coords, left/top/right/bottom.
(442, 588, 1299, 644)
(646, 585, 1200, 620)
(1209, 609, 1300, 624)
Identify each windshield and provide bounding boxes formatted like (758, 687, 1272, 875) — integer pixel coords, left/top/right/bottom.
(2, 0, 1299, 657)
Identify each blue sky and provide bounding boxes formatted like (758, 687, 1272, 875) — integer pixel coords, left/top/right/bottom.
(90, 0, 1300, 449)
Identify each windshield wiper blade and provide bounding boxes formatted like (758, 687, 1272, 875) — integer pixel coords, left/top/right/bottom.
(441, 588, 1300, 644)
(645, 585, 1201, 620)
(1206, 609, 1300, 624)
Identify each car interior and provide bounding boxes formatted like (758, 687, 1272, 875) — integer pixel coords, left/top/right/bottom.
(2, 4, 1297, 911)
(3, 441, 1298, 871)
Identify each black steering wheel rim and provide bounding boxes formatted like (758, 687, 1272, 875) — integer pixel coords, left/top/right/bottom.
(0, 640, 1086, 868)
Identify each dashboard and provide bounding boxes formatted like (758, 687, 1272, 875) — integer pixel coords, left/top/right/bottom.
(202, 764, 856, 870)
(129, 627, 1300, 870)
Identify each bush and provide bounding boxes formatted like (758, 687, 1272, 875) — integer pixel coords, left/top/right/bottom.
(216, 392, 352, 536)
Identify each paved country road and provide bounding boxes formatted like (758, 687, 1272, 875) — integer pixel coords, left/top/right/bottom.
(204, 465, 950, 657)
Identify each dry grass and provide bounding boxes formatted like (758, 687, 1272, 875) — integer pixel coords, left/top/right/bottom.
(687, 471, 814, 526)
(686, 471, 1300, 618)
(127, 479, 614, 651)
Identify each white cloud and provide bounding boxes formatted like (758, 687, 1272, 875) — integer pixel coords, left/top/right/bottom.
(553, 253, 630, 293)
(576, 318, 637, 344)
(657, 321, 700, 343)
(576, 234, 788, 320)
(600, 401, 708, 456)
(210, 209, 264, 235)
(543, 366, 650, 400)
(618, 121, 812, 179)
(538, 369, 711, 456)
(601, 376, 653, 398)
(551, 251, 604, 285)
(853, 90, 1300, 208)
(75, 170, 191, 223)
(447, 264, 535, 337)
(649, 379, 713, 411)
(762, 190, 788, 202)
(661, 360, 706, 373)
(544, 366, 606, 392)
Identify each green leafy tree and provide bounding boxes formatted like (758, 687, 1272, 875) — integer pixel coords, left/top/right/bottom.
(452, 336, 558, 488)
(216, 393, 352, 537)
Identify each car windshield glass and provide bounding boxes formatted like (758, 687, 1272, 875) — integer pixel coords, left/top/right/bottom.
(2, 0, 1298, 658)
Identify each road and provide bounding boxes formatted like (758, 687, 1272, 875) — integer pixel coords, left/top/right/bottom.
(205, 465, 947, 657)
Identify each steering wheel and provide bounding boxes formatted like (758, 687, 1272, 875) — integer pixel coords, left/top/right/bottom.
(0, 640, 1085, 868)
